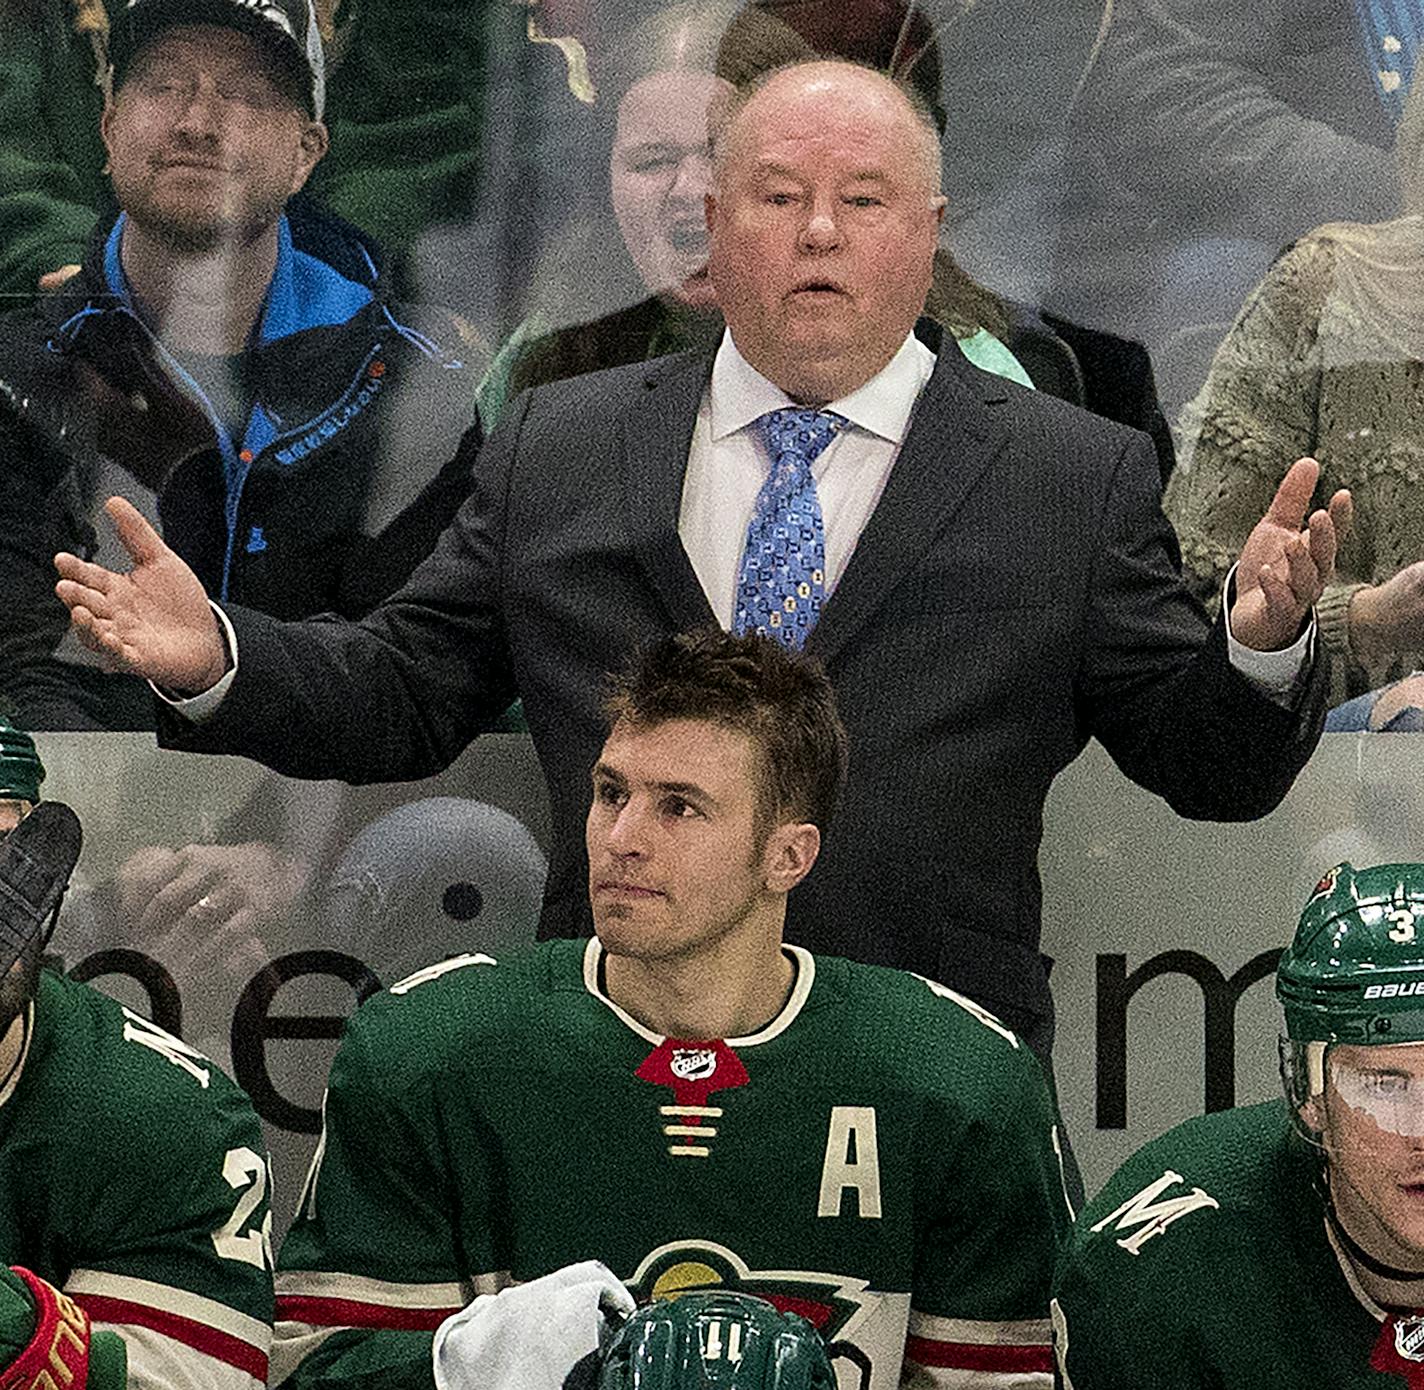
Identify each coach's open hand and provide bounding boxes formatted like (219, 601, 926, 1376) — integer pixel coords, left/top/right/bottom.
(1228, 458, 1352, 652)
(53, 496, 227, 694)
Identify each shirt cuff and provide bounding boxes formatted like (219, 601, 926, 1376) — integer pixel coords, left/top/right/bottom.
(1222, 564, 1315, 705)
(149, 602, 237, 722)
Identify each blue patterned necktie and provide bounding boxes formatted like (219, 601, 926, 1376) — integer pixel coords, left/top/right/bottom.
(733, 407, 849, 649)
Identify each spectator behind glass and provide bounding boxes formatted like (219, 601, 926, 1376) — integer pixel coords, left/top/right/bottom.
(1167, 68, 1424, 712)
(1050, 0, 1404, 417)
(474, 2, 734, 428)
(0, 0, 523, 302)
(0, 0, 114, 298)
(0, 0, 484, 732)
(1327, 674, 1424, 732)
(476, 0, 1039, 430)
(0, 0, 497, 1028)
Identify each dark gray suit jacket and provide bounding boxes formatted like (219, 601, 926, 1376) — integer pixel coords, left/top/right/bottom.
(161, 339, 1325, 1050)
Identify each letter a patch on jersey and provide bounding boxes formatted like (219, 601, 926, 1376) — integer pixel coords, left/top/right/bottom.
(637, 1039, 749, 1159)
(818, 1106, 881, 1218)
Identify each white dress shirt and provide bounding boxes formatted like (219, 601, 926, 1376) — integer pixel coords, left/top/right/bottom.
(168, 329, 1309, 714)
(679, 330, 934, 627)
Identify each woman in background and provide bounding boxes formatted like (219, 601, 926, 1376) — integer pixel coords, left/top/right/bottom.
(1168, 73, 1424, 716)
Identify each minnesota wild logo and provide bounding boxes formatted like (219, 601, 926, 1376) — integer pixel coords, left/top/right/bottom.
(627, 1240, 869, 1344)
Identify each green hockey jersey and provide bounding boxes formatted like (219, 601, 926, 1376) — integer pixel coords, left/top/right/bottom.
(1054, 1100, 1424, 1388)
(0, 970, 274, 1390)
(275, 940, 1071, 1389)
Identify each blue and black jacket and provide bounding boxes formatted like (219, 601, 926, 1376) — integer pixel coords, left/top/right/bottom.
(0, 205, 485, 730)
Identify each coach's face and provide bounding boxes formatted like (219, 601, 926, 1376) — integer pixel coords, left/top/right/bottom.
(102, 24, 327, 251)
(705, 61, 945, 406)
(1314, 1042, 1424, 1262)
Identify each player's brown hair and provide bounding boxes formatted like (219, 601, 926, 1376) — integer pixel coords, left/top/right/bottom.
(603, 628, 848, 836)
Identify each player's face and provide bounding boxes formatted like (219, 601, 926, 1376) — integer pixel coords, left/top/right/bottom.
(610, 71, 731, 310)
(706, 62, 945, 404)
(102, 25, 326, 251)
(1317, 1042, 1424, 1261)
(587, 718, 776, 963)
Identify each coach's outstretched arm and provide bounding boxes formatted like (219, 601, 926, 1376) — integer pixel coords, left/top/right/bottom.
(51, 390, 522, 786)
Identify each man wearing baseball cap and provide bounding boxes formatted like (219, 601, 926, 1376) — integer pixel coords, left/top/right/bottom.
(0, 0, 482, 732)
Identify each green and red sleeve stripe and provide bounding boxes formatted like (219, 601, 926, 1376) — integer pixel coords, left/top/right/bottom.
(274, 1270, 494, 1335)
(906, 1310, 1054, 1388)
(66, 1268, 271, 1386)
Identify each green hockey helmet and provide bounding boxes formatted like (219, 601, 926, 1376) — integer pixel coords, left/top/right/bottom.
(1278, 862, 1424, 1045)
(595, 1293, 836, 1390)
(1278, 863, 1424, 1118)
(0, 719, 43, 805)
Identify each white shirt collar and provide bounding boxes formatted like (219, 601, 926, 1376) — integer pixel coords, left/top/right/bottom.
(708, 329, 935, 445)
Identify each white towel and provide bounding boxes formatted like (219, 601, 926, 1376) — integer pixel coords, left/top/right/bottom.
(433, 1260, 636, 1390)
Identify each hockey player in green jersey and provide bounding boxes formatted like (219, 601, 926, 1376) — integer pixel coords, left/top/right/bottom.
(1054, 861, 1424, 1389)
(274, 630, 1072, 1390)
(0, 718, 275, 1389)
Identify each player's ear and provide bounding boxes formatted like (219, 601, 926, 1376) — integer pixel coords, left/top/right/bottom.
(762, 821, 819, 896)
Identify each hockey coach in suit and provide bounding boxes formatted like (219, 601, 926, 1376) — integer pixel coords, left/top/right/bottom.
(54, 59, 1349, 1057)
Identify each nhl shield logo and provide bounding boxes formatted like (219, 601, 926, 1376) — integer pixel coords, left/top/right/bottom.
(1396, 1316, 1424, 1362)
(636, 1040, 749, 1157)
(671, 1048, 718, 1082)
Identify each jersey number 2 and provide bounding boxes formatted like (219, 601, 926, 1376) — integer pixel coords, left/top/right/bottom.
(212, 1147, 274, 1271)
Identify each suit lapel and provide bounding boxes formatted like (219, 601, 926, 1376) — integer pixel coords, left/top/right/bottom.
(808, 343, 1012, 667)
(620, 353, 719, 632)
